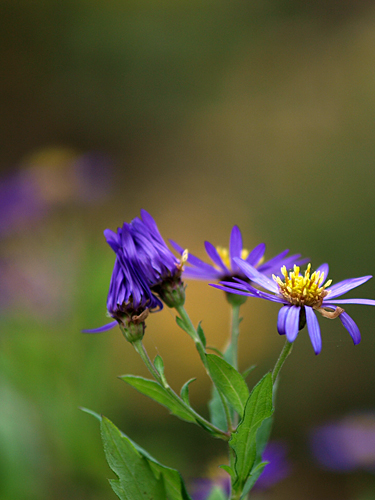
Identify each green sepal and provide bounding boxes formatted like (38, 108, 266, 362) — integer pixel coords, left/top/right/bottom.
(101, 416, 166, 500)
(120, 375, 196, 423)
(206, 486, 228, 500)
(229, 372, 274, 489)
(207, 354, 250, 419)
(180, 378, 196, 405)
(196, 322, 206, 348)
(81, 409, 192, 500)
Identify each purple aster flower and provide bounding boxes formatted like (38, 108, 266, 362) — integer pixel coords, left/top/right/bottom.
(170, 225, 306, 284)
(84, 223, 163, 341)
(214, 259, 375, 354)
(84, 211, 186, 337)
(310, 413, 375, 472)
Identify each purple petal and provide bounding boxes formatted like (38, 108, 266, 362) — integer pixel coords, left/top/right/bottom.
(324, 298, 375, 306)
(229, 226, 243, 270)
(82, 321, 118, 333)
(204, 241, 229, 272)
(246, 243, 266, 267)
(339, 311, 361, 345)
(210, 283, 254, 296)
(183, 268, 222, 281)
(285, 305, 300, 343)
(257, 249, 289, 273)
(305, 306, 322, 355)
(315, 263, 329, 281)
(277, 306, 289, 335)
(234, 258, 279, 293)
(326, 276, 372, 299)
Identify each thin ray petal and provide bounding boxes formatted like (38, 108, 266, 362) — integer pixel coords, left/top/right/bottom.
(285, 305, 300, 343)
(305, 306, 322, 355)
(234, 257, 279, 293)
(229, 226, 243, 269)
(82, 321, 118, 333)
(339, 311, 361, 345)
(205, 241, 229, 272)
(277, 306, 289, 335)
(326, 276, 372, 299)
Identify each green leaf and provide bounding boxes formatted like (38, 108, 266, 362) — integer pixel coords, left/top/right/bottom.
(154, 355, 168, 386)
(120, 375, 196, 423)
(82, 409, 192, 500)
(242, 365, 256, 380)
(207, 354, 250, 418)
(196, 321, 206, 347)
(101, 416, 166, 500)
(206, 486, 227, 500)
(180, 378, 196, 405)
(208, 386, 227, 431)
(176, 316, 189, 334)
(229, 372, 273, 488)
(241, 461, 268, 498)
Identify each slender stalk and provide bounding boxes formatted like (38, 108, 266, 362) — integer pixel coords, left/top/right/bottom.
(132, 339, 230, 440)
(230, 303, 241, 370)
(174, 304, 234, 432)
(175, 304, 207, 368)
(272, 339, 294, 384)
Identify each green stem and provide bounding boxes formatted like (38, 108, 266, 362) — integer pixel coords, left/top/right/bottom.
(175, 304, 207, 368)
(272, 339, 294, 384)
(175, 304, 234, 432)
(132, 339, 229, 440)
(229, 303, 241, 369)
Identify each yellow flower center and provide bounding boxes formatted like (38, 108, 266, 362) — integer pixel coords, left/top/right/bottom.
(216, 246, 249, 269)
(273, 263, 332, 308)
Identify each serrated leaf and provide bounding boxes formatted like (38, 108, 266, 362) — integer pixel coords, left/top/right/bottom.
(207, 354, 250, 418)
(101, 417, 166, 500)
(196, 321, 206, 347)
(229, 372, 273, 488)
(120, 375, 196, 423)
(180, 378, 196, 405)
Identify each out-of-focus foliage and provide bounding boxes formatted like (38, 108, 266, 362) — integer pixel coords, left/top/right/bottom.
(2, 1, 375, 499)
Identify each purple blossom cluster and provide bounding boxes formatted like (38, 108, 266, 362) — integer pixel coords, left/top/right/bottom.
(85, 210, 184, 335)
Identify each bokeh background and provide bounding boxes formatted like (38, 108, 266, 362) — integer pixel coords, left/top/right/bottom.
(2, 1, 375, 499)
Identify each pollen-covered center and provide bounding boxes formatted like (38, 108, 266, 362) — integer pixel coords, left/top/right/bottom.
(273, 264, 332, 307)
(216, 246, 249, 269)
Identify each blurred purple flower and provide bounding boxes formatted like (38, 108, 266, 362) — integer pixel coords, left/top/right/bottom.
(214, 261, 375, 354)
(311, 413, 375, 472)
(171, 225, 306, 283)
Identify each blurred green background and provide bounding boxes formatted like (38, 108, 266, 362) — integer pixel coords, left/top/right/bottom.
(2, 1, 375, 499)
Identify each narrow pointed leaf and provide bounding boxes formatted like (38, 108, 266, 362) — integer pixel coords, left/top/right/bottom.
(120, 375, 196, 423)
(242, 365, 256, 380)
(229, 373, 273, 487)
(207, 354, 250, 418)
(180, 378, 196, 405)
(241, 461, 268, 498)
(197, 321, 206, 347)
(101, 417, 166, 500)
